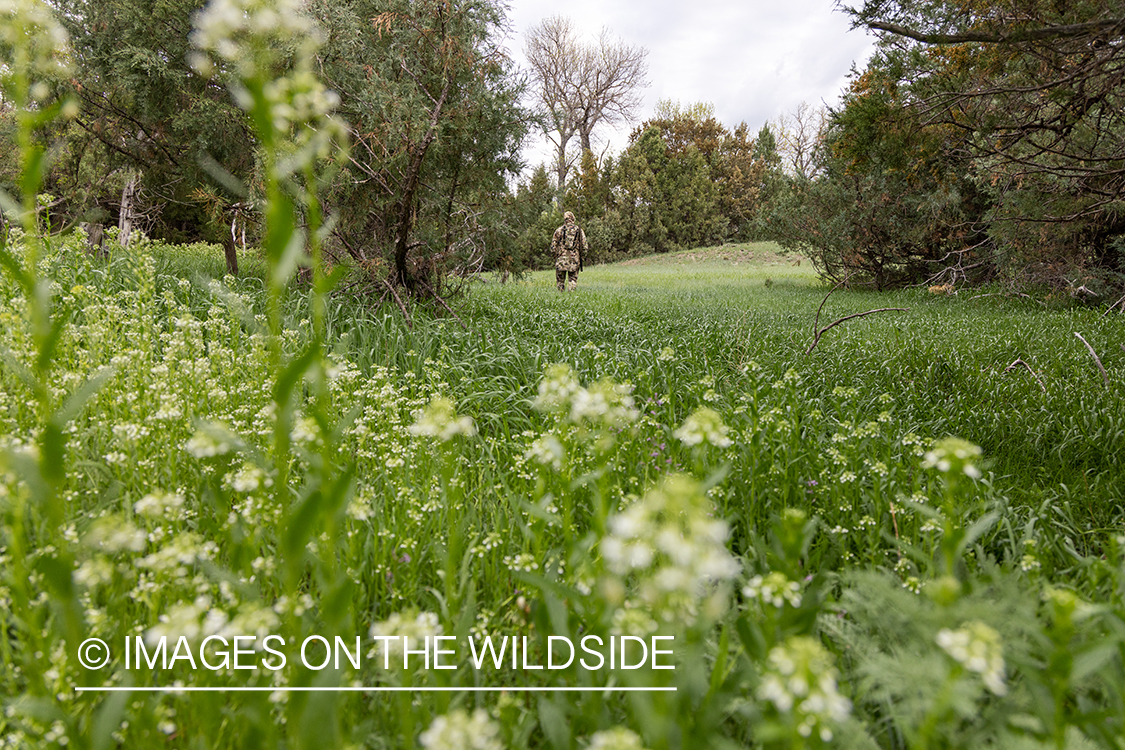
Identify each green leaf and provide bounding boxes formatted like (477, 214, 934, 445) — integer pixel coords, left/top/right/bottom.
(0, 242, 30, 290)
(55, 366, 116, 426)
(35, 308, 71, 375)
(0, 342, 37, 391)
(1072, 642, 1119, 682)
(273, 345, 319, 408)
(39, 422, 67, 487)
(285, 489, 324, 560)
(21, 146, 47, 199)
(959, 511, 1000, 551)
(34, 551, 76, 601)
(92, 686, 130, 750)
(537, 695, 571, 750)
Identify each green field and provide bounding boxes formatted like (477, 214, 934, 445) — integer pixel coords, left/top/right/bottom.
(2, 237, 1124, 749)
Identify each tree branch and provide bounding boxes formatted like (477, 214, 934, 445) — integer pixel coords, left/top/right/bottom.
(1074, 332, 1109, 388)
(867, 17, 1125, 45)
(807, 308, 909, 354)
(1004, 358, 1046, 392)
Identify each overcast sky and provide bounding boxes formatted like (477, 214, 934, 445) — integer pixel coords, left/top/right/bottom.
(503, 0, 878, 173)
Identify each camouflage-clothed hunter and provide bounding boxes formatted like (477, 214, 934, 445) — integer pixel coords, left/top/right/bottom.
(551, 211, 588, 292)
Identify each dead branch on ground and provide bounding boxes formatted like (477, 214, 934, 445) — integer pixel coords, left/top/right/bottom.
(806, 308, 909, 354)
(1103, 291, 1125, 317)
(1074, 332, 1109, 388)
(1004, 358, 1046, 392)
(383, 278, 412, 330)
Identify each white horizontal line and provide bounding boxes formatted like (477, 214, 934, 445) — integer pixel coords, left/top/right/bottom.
(75, 686, 676, 693)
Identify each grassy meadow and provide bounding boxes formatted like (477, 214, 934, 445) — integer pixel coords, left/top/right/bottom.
(2, 235, 1124, 749)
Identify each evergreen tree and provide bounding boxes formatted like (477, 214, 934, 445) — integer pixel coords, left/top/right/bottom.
(51, 0, 253, 242)
(310, 0, 527, 294)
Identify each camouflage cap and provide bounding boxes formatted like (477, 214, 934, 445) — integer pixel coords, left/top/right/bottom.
(564, 211, 575, 222)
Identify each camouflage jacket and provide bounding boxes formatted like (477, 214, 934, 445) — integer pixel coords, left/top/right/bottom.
(551, 220, 588, 272)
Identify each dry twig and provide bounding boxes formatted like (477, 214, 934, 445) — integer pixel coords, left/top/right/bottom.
(1004, 358, 1046, 392)
(1103, 291, 1125, 317)
(383, 278, 412, 330)
(1074, 332, 1109, 388)
(806, 308, 909, 354)
(420, 280, 468, 331)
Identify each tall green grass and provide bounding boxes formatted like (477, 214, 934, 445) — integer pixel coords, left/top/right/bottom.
(4, 217, 1125, 750)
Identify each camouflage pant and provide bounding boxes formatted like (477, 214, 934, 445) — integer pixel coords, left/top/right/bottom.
(556, 267, 578, 291)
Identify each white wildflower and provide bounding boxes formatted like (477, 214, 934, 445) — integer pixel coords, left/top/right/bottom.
(569, 378, 639, 428)
(225, 463, 269, 493)
(73, 557, 114, 588)
(525, 434, 565, 471)
(84, 516, 147, 553)
(922, 437, 983, 480)
(190, 0, 317, 79)
(134, 490, 187, 519)
(0, 0, 72, 92)
(533, 363, 583, 413)
(368, 610, 443, 660)
(936, 621, 1007, 695)
(587, 727, 649, 750)
(743, 572, 802, 608)
(408, 396, 476, 441)
(184, 423, 240, 458)
(419, 708, 502, 750)
(601, 475, 741, 626)
(756, 636, 851, 742)
(503, 553, 539, 573)
(673, 407, 732, 448)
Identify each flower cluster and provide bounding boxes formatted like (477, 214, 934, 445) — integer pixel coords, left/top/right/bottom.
(419, 708, 503, 750)
(600, 474, 741, 626)
(524, 433, 565, 470)
(588, 727, 649, 750)
(134, 489, 187, 519)
(0, 0, 72, 97)
(190, 0, 317, 79)
(533, 363, 582, 413)
(408, 396, 477, 441)
(922, 437, 983, 480)
(190, 0, 346, 158)
(368, 610, 443, 661)
(742, 572, 802, 609)
(572, 379, 640, 428)
(935, 621, 1007, 695)
(673, 407, 732, 448)
(756, 636, 852, 741)
(184, 422, 241, 458)
(533, 364, 638, 431)
(1019, 538, 1041, 573)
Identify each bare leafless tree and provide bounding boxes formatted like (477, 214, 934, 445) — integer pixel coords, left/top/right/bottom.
(525, 16, 648, 191)
(573, 28, 649, 153)
(524, 16, 582, 192)
(772, 101, 828, 180)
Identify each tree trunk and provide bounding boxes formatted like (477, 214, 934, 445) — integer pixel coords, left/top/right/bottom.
(578, 124, 592, 155)
(81, 222, 106, 258)
(118, 172, 139, 248)
(554, 140, 569, 193)
(222, 237, 239, 277)
(393, 80, 450, 292)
